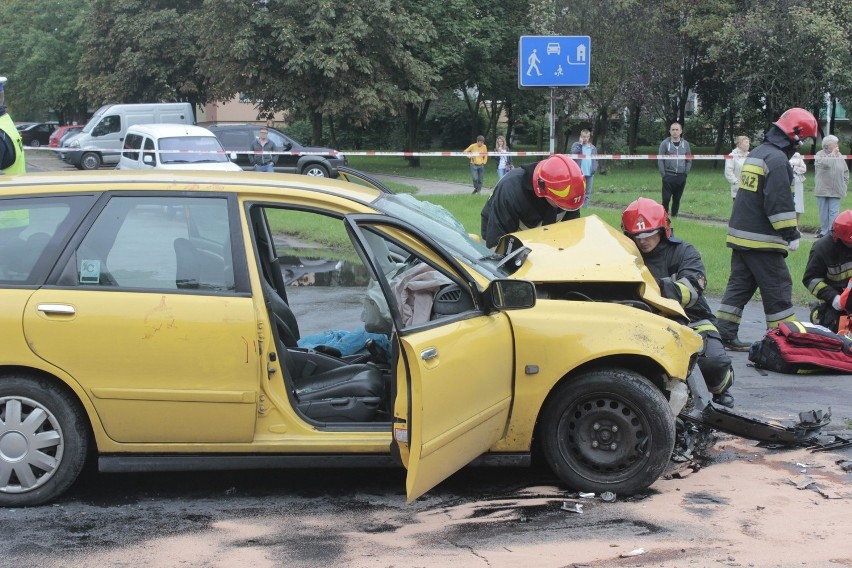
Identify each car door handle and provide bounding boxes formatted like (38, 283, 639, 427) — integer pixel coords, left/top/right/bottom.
(421, 348, 438, 361)
(37, 304, 76, 315)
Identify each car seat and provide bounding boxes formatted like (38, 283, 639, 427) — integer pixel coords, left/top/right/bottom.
(262, 277, 385, 422)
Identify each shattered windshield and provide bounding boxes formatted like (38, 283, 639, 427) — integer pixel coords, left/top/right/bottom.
(372, 193, 508, 278)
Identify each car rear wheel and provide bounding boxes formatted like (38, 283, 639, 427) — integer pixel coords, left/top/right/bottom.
(540, 368, 675, 496)
(30, 140, 40, 148)
(0, 376, 89, 507)
(80, 152, 102, 170)
(303, 163, 329, 177)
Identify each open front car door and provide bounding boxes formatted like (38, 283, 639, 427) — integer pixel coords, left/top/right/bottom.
(345, 214, 516, 502)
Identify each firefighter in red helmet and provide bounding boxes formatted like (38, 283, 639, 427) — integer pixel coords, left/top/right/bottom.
(804, 210, 852, 331)
(716, 108, 818, 350)
(480, 155, 585, 248)
(622, 198, 735, 407)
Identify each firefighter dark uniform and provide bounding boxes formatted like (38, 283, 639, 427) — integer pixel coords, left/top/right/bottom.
(480, 160, 581, 249)
(804, 228, 852, 332)
(645, 237, 734, 401)
(715, 124, 802, 347)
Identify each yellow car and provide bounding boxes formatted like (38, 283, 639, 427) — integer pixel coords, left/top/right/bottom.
(0, 169, 701, 506)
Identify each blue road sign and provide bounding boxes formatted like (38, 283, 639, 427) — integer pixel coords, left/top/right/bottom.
(518, 35, 591, 88)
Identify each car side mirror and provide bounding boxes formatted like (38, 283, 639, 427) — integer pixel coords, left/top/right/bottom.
(228, 152, 238, 160)
(484, 279, 536, 311)
(281, 142, 292, 151)
(143, 154, 154, 164)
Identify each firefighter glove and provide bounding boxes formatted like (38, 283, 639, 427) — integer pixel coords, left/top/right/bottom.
(788, 239, 800, 251)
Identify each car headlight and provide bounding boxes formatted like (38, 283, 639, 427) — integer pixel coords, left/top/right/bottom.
(69, 139, 80, 148)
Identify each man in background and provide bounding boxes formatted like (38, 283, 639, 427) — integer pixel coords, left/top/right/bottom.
(657, 122, 692, 217)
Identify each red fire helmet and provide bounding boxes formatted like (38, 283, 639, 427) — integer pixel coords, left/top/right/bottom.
(621, 197, 673, 239)
(532, 155, 586, 211)
(774, 108, 818, 146)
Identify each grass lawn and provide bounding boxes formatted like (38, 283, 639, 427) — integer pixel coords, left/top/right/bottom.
(349, 151, 830, 305)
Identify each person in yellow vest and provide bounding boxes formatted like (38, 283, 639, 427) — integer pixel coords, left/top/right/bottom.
(0, 77, 26, 175)
(463, 135, 488, 194)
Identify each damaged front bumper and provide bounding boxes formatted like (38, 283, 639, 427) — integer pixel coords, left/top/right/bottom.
(679, 367, 831, 445)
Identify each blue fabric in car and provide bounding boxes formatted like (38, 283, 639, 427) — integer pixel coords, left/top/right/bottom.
(298, 329, 391, 359)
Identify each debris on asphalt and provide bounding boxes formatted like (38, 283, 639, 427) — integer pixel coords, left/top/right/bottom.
(808, 434, 852, 452)
(665, 460, 701, 479)
(561, 502, 583, 514)
(837, 460, 852, 472)
(600, 491, 617, 503)
(578, 492, 595, 498)
(619, 548, 646, 558)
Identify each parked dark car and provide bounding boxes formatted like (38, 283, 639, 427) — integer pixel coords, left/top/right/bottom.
(206, 123, 346, 177)
(19, 122, 58, 147)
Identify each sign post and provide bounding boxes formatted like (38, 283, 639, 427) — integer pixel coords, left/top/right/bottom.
(518, 35, 591, 154)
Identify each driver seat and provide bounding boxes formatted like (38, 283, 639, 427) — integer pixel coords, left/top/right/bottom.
(262, 279, 385, 422)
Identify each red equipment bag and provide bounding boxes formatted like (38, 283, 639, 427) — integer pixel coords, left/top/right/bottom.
(748, 321, 852, 374)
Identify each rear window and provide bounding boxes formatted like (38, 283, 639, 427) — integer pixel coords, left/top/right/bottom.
(0, 196, 94, 285)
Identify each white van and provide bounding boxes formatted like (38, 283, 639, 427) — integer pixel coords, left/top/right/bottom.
(117, 124, 242, 171)
(64, 102, 194, 170)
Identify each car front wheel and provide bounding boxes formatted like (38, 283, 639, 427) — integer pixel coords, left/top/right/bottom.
(80, 152, 102, 170)
(0, 376, 89, 507)
(302, 163, 329, 177)
(30, 140, 41, 148)
(540, 368, 675, 496)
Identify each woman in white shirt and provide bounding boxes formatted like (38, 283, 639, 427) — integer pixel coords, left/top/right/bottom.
(724, 135, 750, 200)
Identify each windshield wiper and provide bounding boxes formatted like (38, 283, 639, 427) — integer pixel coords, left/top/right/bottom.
(496, 246, 531, 272)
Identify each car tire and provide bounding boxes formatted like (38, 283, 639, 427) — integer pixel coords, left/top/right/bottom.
(80, 152, 102, 170)
(540, 368, 675, 496)
(30, 140, 40, 148)
(302, 163, 329, 177)
(0, 375, 89, 507)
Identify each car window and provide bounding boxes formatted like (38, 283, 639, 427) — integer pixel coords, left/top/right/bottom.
(123, 133, 144, 161)
(253, 206, 474, 344)
(0, 196, 93, 285)
(94, 115, 121, 136)
(158, 136, 229, 164)
(60, 196, 235, 293)
(143, 137, 156, 164)
(216, 130, 251, 151)
(265, 130, 287, 149)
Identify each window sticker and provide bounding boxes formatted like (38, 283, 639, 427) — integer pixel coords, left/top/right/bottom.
(80, 259, 101, 284)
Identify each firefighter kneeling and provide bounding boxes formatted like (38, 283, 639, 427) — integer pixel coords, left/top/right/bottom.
(805, 210, 852, 333)
(622, 198, 735, 407)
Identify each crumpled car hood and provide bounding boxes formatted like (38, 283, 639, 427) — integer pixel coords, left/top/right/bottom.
(496, 215, 685, 318)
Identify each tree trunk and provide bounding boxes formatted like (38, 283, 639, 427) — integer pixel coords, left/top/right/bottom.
(328, 116, 338, 149)
(627, 102, 641, 156)
(504, 99, 514, 147)
(713, 109, 726, 169)
(311, 112, 323, 146)
(404, 101, 431, 168)
(829, 95, 836, 135)
(595, 105, 609, 173)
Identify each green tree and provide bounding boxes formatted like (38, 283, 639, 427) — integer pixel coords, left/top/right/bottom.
(77, 0, 212, 113)
(198, 0, 437, 147)
(0, 0, 88, 122)
(710, 0, 851, 123)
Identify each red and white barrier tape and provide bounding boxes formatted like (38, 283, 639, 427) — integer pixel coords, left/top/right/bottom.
(25, 146, 849, 160)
